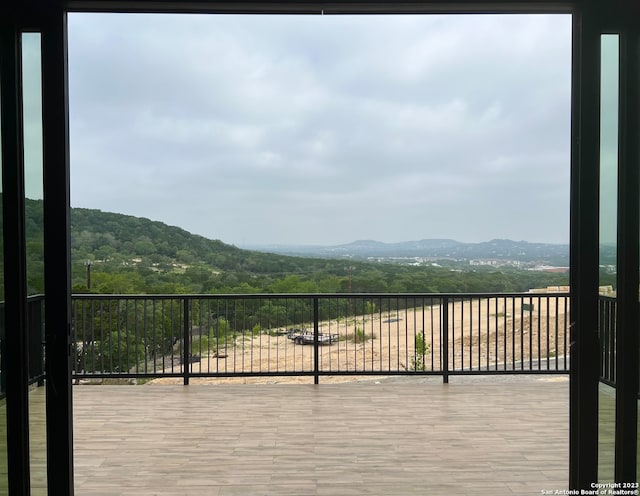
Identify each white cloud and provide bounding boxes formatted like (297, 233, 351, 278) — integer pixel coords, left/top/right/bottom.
(68, 13, 572, 245)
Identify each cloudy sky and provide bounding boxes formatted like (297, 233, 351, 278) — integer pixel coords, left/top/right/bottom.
(66, 13, 573, 247)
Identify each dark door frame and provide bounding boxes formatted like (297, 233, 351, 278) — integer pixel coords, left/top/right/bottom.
(1, 1, 637, 494)
(614, 15, 639, 484)
(0, 8, 33, 496)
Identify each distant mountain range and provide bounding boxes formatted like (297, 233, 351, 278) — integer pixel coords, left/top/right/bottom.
(4, 198, 596, 296)
(13, 196, 613, 275)
(249, 238, 577, 265)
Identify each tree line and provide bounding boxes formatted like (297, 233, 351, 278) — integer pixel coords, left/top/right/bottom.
(0, 198, 581, 298)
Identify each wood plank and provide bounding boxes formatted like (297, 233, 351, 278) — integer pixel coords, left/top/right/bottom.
(73, 376, 569, 495)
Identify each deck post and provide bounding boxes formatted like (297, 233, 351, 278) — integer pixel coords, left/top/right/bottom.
(313, 297, 319, 385)
(442, 296, 449, 384)
(183, 298, 190, 385)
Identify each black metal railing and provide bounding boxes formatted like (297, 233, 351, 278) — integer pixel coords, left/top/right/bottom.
(71, 292, 570, 384)
(598, 295, 617, 387)
(0, 295, 46, 399)
(0, 291, 618, 388)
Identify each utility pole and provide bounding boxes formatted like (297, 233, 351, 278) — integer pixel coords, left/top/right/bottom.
(85, 260, 92, 290)
(345, 266, 355, 317)
(345, 266, 355, 293)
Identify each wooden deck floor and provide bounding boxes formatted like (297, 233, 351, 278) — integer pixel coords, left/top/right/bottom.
(73, 376, 569, 496)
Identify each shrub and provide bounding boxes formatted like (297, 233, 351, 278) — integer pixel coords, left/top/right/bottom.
(191, 336, 209, 355)
(352, 327, 375, 343)
(412, 331, 430, 371)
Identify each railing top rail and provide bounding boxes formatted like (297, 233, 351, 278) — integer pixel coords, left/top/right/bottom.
(598, 295, 617, 302)
(0, 294, 45, 305)
(71, 291, 571, 300)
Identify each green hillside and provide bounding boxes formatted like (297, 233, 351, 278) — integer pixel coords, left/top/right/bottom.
(69, 205, 362, 293)
(1, 198, 575, 296)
